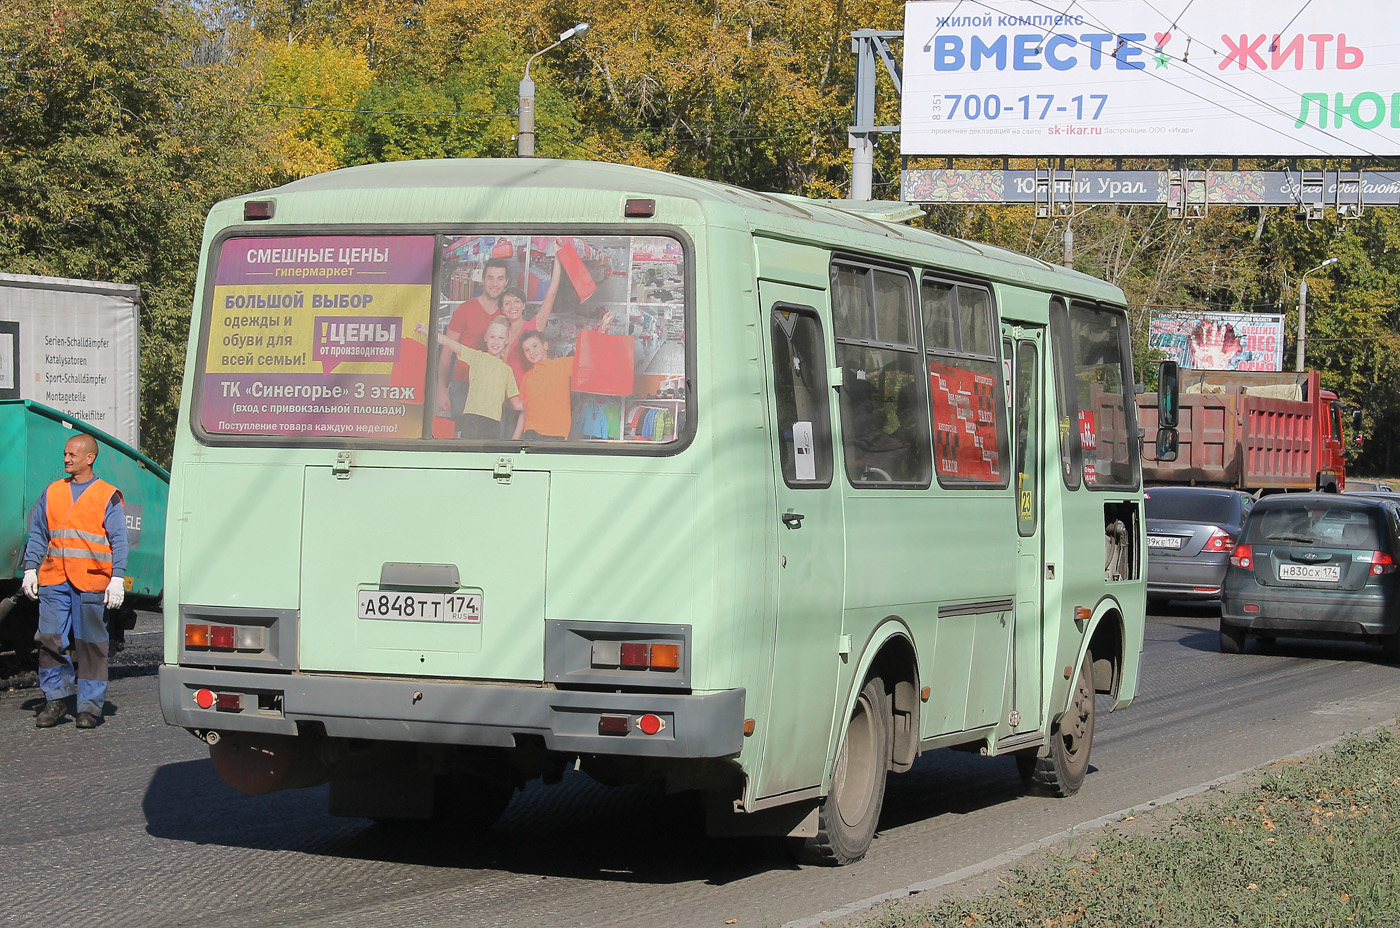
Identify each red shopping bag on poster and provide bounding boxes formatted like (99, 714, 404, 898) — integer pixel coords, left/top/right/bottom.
(574, 330, 634, 396)
(556, 237, 598, 302)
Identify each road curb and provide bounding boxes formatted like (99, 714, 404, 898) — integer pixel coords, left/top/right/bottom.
(782, 720, 1398, 928)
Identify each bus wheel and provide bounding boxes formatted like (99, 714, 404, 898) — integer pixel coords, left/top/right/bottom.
(1022, 652, 1095, 798)
(792, 676, 890, 866)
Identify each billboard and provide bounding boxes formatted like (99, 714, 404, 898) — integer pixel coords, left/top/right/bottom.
(0, 273, 142, 447)
(901, 0, 1400, 156)
(1149, 311, 1286, 372)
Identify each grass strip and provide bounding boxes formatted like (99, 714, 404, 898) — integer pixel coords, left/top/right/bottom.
(856, 726, 1400, 928)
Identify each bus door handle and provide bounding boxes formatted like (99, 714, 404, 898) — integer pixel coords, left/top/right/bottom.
(781, 511, 806, 529)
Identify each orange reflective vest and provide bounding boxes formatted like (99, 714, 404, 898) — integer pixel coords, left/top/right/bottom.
(38, 478, 122, 592)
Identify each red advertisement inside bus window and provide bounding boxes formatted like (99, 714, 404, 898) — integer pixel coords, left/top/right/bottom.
(1079, 409, 1098, 484)
(200, 235, 434, 438)
(928, 359, 1001, 483)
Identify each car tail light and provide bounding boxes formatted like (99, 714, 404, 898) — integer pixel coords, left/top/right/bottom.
(1358, 551, 1397, 576)
(210, 625, 237, 650)
(1203, 529, 1235, 552)
(1230, 544, 1254, 569)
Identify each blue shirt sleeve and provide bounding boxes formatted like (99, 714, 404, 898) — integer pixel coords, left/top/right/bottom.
(105, 495, 129, 578)
(22, 492, 49, 571)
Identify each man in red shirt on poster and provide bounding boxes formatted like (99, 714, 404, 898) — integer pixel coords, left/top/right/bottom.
(435, 257, 511, 420)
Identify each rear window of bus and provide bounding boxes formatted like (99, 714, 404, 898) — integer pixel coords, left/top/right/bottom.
(196, 232, 689, 449)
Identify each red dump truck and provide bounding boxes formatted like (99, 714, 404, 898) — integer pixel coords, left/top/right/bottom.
(1137, 369, 1355, 492)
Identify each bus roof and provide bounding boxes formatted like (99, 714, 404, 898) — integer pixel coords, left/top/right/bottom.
(225, 159, 1122, 301)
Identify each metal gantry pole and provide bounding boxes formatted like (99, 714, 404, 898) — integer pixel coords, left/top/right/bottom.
(849, 30, 903, 201)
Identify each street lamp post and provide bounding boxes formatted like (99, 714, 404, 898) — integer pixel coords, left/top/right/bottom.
(518, 23, 589, 158)
(1297, 257, 1339, 372)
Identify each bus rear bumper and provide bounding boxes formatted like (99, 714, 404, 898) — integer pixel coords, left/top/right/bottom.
(159, 665, 746, 759)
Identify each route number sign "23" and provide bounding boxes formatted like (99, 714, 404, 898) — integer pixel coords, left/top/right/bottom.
(358, 589, 483, 623)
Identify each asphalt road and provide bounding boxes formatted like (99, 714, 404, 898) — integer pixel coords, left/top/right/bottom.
(2, 606, 1398, 928)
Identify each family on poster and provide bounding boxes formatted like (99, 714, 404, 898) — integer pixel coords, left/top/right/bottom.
(429, 234, 682, 442)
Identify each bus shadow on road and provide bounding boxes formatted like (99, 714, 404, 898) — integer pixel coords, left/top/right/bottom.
(142, 760, 793, 885)
(142, 745, 1077, 884)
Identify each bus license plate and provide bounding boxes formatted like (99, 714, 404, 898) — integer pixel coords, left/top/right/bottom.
(1278, 563, 1341, 582)
(1146, 535, 1184, 549)
(357, 589, 482, 623)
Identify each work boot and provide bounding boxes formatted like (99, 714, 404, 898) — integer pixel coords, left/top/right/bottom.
(75, 711, 101, 730)
(35, 699, 67, 728)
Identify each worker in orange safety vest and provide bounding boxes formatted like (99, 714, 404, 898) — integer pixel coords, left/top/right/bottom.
(21, 433, 129, 730)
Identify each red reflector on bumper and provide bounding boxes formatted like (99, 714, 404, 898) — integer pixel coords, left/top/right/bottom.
(637, 713, 665, 735)
(215, 693, 243, 711)
(194, 688, 215, 709)
(598, 715, 630, 735)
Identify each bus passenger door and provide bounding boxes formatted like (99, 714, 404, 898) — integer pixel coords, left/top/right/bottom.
(754, 287, 845, 800)
(1005, 326, 1045, 733)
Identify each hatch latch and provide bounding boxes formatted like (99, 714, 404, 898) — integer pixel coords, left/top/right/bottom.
(494, 455, 514, 484)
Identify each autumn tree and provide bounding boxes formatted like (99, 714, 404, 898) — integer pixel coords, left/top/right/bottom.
(0, 0, 273, 463)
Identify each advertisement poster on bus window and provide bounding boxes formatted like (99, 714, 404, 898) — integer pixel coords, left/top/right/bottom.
(928, 359, 1002, 483)
(1148, 311, 1285, 371)
(432, 233, 687, 443)
(200, 235, 434, 438)
(1079, 409, 1098, 485)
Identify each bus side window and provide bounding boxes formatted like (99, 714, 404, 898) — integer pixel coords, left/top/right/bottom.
(770, 307, 833, 487)
(831, 262, 930, 486)
(922, 276, 1008, 488)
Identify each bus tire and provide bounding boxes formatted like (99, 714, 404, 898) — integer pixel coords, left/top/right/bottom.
(792, 676, 890, 866)
(1022, 651, 1095, 798)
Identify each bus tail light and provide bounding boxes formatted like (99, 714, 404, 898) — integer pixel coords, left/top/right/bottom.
(591, 640, 682, 672)
(649, 644, 681, 670)
(598, 715, 630, 735)
(1230, 544, 1254, 569)
(186, 623, 268, 652)
(192, 689, 244, 712)
(1203, 529, 1235, 552)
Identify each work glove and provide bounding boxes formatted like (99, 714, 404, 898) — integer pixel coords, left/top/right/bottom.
(21, 569, 38, 600)
(104, 576, 125, 610)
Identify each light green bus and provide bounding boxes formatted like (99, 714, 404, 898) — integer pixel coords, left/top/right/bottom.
(160, 159, 1156, 865)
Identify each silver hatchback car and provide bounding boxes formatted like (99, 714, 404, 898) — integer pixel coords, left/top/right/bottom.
(1145, 486, 1254, 605)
